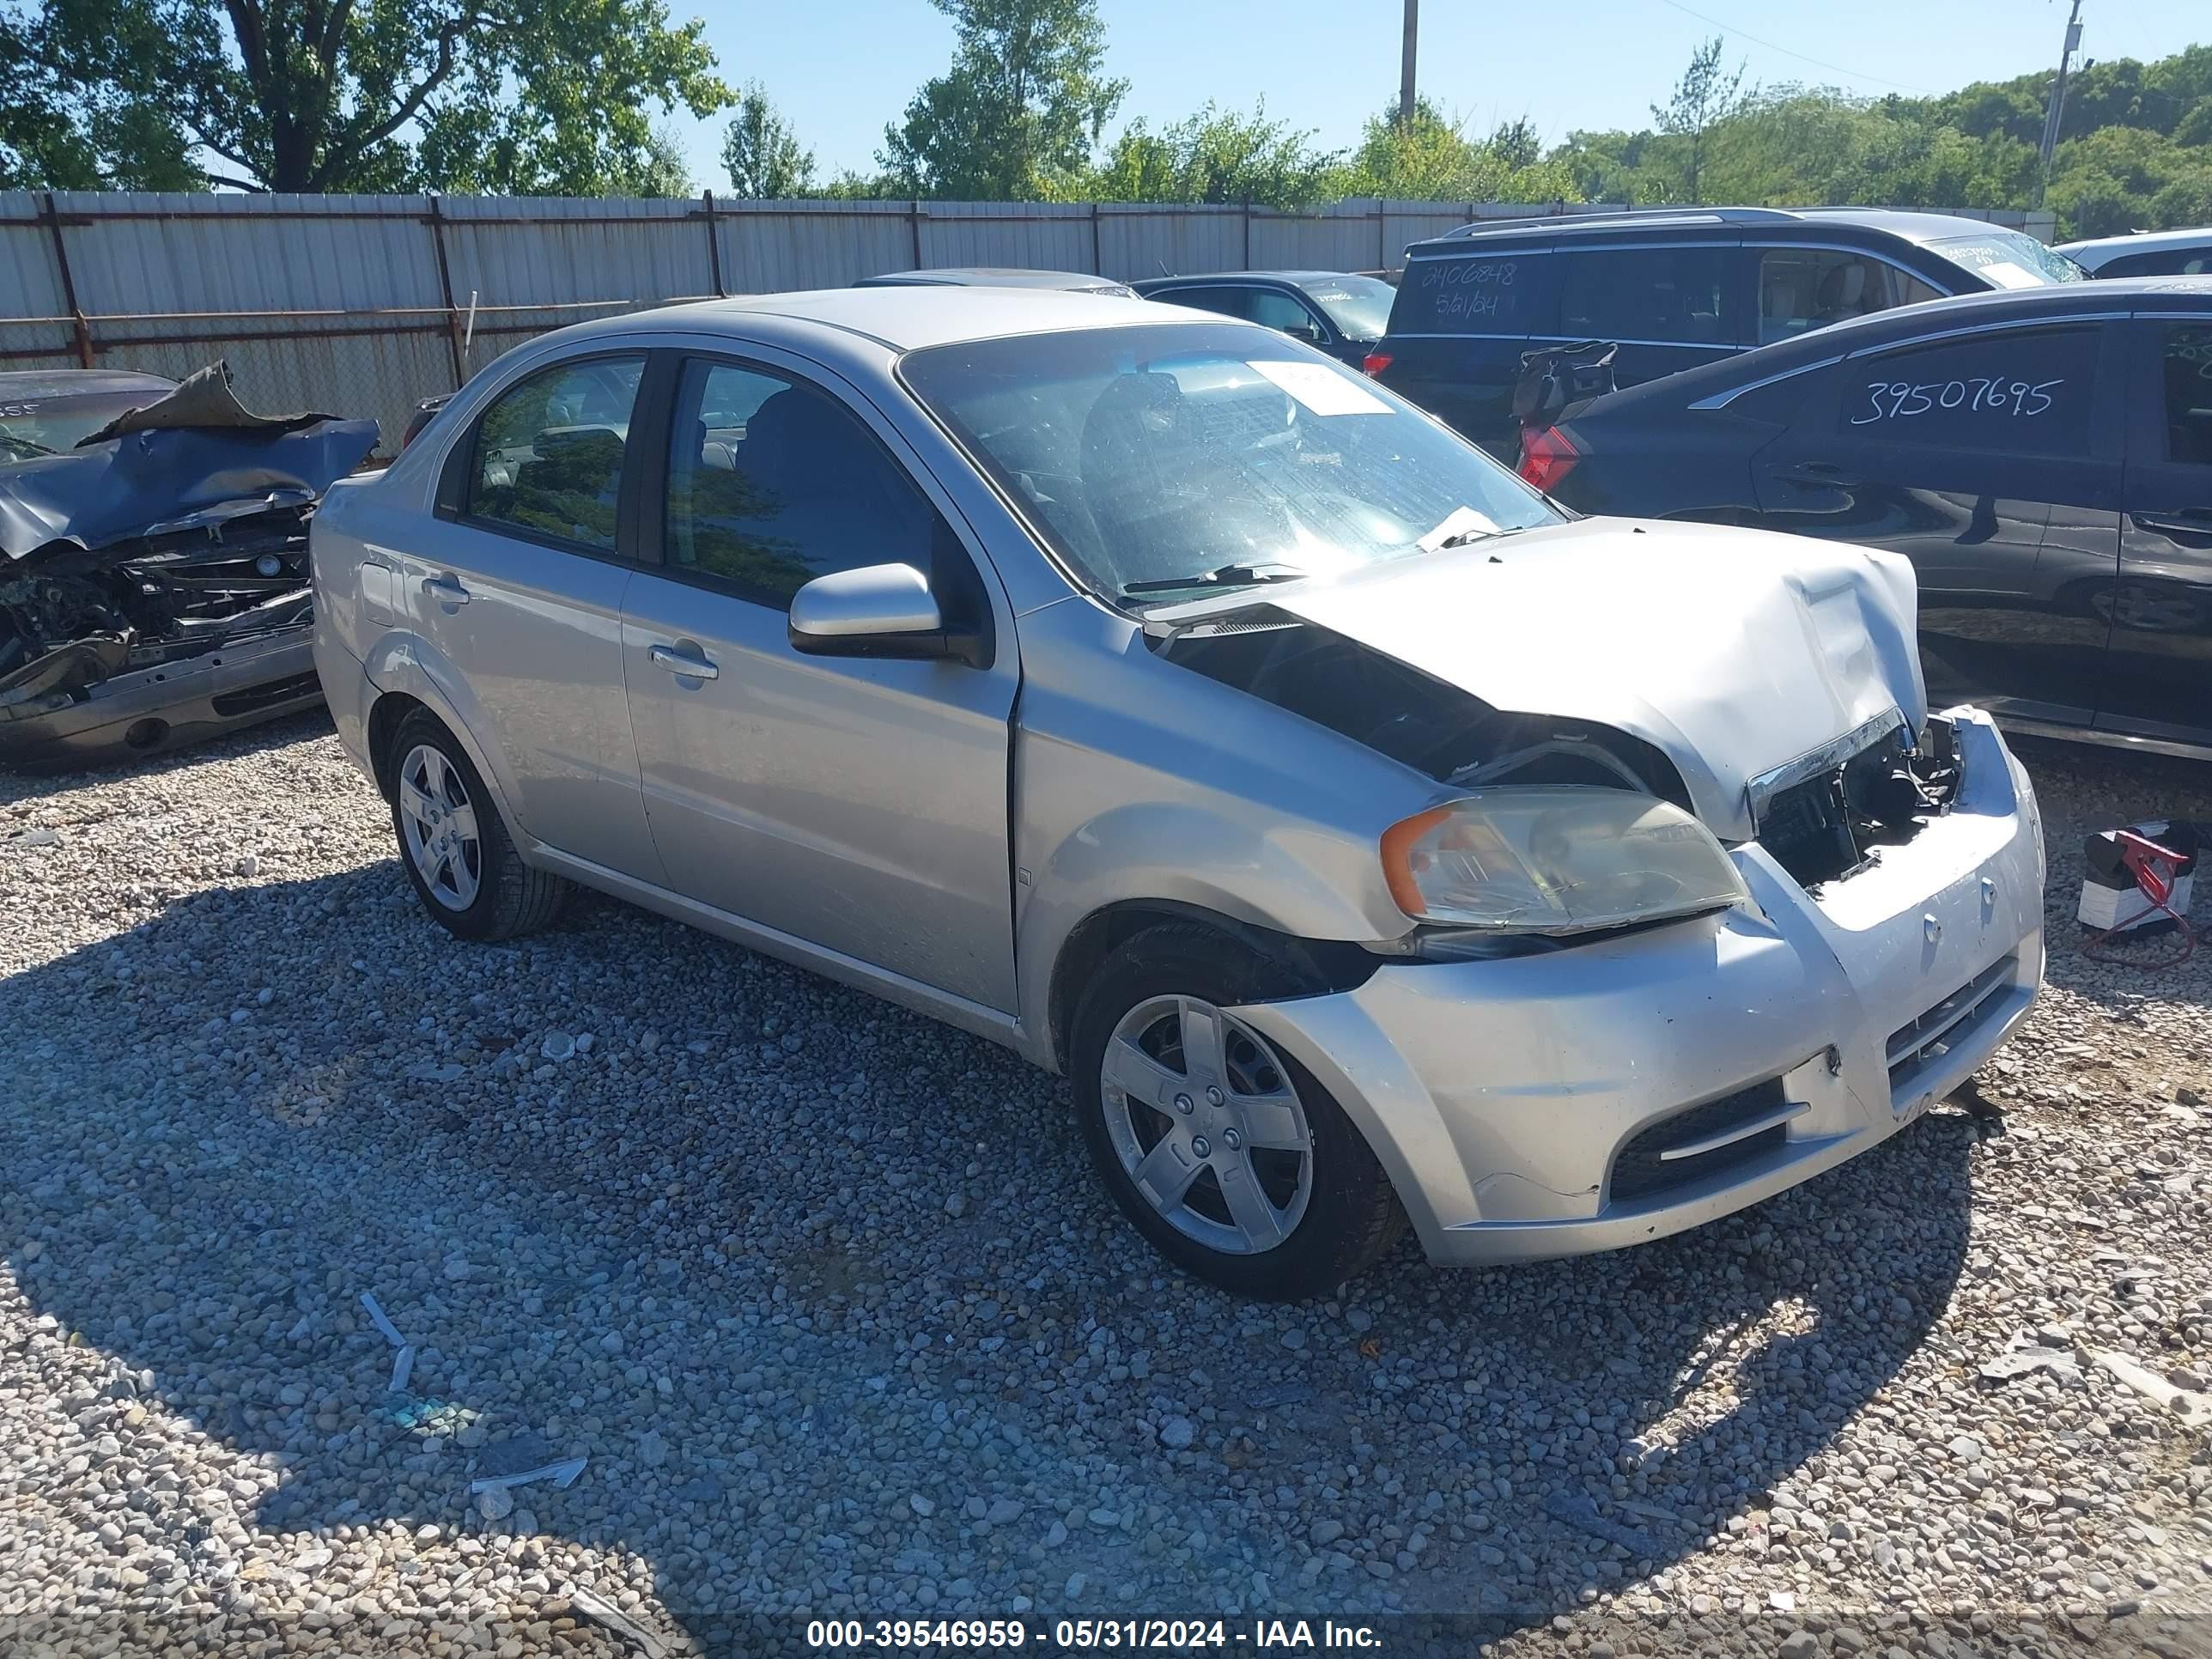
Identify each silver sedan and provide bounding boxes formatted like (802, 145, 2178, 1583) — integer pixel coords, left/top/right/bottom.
(311, 288, 2044, 1299)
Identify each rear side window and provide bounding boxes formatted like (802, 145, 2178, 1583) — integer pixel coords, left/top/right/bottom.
(1559, 247, 1736, 345)
(2162, 325, 2212, 465)
(1756, 249, 1943, 344)
(2102, 248, 2211, 278)
(1835, 325, 2102, 457)
(466, 356, 645, 550)
(1393, 252, 1559, 336)
(1149, 286, 1249, 321)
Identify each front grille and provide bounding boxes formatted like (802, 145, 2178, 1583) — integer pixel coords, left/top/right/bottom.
(1608, 1077, 1790, 1206)
(1887, 955, 2017, 1101)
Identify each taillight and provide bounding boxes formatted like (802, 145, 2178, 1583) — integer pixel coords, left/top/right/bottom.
(1518, 424, 1580, 493)
(1360, 350, 1393, 379)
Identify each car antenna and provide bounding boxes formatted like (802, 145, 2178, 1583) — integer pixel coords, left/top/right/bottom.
(1157, 258, 1173, 276)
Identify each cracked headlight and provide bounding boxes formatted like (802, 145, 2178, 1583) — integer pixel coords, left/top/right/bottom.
(1380, 787, 1747, 935)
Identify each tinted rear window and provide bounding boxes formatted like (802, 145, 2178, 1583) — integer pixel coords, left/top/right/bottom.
(1559, 247, 1737, 345)
(1391, 252, 1559, 336)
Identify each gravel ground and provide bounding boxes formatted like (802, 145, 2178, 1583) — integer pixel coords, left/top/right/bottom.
(1, 714, 2209, 1658)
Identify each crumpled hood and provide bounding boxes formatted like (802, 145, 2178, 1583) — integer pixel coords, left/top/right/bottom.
(1257, 518, 1925, 841)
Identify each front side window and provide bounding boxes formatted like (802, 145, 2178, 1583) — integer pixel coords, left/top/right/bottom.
(1834, 325, 2102, 457)
(1241, 289, 1323, 337)
(900, 321, 1559, 605)
(2105, 248, 2212, 278)
(1756, 250, 1942, 344)
(665, 358, 944, 606)
(1148, 287, 1248, 322)
(2163, 325, 2212, 465)
(466, 356, 644, 550)
(1559, 247, 1735, 345)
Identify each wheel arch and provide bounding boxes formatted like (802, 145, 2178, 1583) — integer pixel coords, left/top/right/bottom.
(1044, 899, 1380, 1074)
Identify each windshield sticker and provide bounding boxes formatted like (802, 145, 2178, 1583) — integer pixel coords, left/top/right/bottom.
(1851, 377, 2062, 424)
(1249, 359, 1389, 416)
(1976, 259, 2041, 289)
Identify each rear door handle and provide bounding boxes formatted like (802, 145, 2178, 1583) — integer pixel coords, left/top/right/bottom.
(649, 642, 720, 681)
(420, 574, 471, 605)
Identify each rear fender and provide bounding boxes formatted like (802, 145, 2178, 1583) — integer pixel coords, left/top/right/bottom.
(360, 631, 535, 853)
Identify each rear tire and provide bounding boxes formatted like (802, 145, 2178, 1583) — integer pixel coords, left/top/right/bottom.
(1071, 922, 1404, 1300)
(387, 709, 567, 941)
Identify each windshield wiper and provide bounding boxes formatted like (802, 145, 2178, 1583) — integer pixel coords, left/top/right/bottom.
(0, 434, 58, 460)
(1120, 562, 1308, 597)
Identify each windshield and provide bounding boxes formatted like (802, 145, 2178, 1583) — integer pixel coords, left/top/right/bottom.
(901, 321, 1559, 603)
(1931, 229, 2086, 289)
(0, 392, 166, 457)
(1301, 275, 1397, 343)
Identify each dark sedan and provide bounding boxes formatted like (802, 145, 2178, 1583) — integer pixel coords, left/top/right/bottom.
(1522, 278, 2212, 760)
(1132, 271, 1396, 367)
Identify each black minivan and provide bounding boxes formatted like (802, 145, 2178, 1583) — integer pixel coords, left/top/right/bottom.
(1368, 206, 2086, 457)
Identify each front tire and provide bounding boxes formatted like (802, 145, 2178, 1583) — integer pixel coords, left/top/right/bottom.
(387, 709, 567, 941)
(1071, 923, 1403, 1300)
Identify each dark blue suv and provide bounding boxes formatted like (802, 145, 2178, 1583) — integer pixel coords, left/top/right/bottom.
(1368, 206, 2085, 457)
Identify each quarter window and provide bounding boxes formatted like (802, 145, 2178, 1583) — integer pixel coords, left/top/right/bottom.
(2162, 325, 2212, 465)
(465, 356, 644, 551)
(665, 359, 947, 606)
(1558, 248, 1735, 345)
(1834, 325, 2102, 457)
(1756, 250, 1942, 344)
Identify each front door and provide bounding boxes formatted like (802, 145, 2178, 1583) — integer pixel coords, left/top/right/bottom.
(406, 351, 661, 880)
(2106, 316, 2212, 748)
(619, 351, 1020, 1012)
(1750, 318, 2124, 724)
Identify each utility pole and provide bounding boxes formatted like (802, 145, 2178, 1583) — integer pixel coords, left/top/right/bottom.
(2035, 0, 2085, 208)
(1399, 0, 1418, 127)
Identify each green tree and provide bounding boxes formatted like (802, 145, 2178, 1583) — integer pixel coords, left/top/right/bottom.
(1342, 97, 1579, 203)
(1, 0, 729, 193)
(1090, 102, 1338, 207)
(1650, 34, 1749, 204)
(878, 0, 1127, 199)
(721, 82, 816, 198)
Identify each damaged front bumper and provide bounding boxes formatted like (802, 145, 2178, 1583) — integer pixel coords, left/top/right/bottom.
(1228, 708, 2044, 1265)
(0, 620, 319, 769)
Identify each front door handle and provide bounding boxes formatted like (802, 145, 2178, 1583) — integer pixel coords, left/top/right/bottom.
(2132, 511, 2212, 544)
(420, 574, 471, 605)
(1776, 463, 1862, 489)
(649, 642, 720, 681)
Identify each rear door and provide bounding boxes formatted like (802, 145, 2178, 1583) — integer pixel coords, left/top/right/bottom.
(1749, 317, 2124, 724)
(410, 351, 663, 880)
(2106, 314, 2212, 749)
(617, 348, 1021, 1012)
(1554, 243, 1748, 391)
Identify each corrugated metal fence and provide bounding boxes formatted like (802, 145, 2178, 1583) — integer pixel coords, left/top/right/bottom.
(0, 191, 2059, 453)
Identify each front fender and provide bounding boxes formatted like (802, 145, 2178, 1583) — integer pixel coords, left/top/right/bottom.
(361, 630, 534, 851)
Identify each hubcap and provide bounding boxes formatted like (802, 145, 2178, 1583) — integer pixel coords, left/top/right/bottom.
(398, 743, 483, 911)
(1099, 994, 1314, 1256)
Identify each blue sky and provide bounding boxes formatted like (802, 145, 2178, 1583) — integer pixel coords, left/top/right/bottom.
(671, 0, 2203, 191)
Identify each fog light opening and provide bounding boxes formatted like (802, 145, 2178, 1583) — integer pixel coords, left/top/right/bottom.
(123, 717, 168, 750)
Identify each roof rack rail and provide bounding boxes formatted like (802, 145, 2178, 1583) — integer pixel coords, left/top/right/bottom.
(1425, 205, 1806, 244)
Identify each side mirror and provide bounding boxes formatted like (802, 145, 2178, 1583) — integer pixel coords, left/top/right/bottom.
(787, 562, 983, 665)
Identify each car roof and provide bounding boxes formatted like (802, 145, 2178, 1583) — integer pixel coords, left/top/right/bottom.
(556, 286, 1236, 356)
(0, 368, 178, 400)
(855, 267, 1124, 289)
(2056, 226, 2212, 267)
(1405, 206, 2037, 258)
(1581, 276, 2212, 414)
(1136, 270, 1375, 287)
